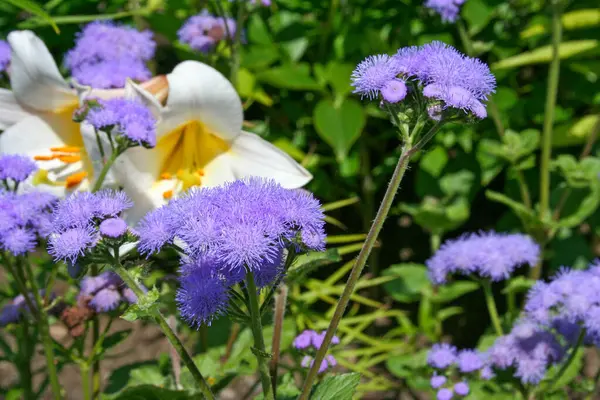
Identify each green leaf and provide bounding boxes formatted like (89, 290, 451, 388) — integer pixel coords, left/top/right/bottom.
(553, 115, 600, 147)
(485, 190, 541, 230)
(521, 9, 600, 39)
(548, 347, 585, 390)
(5, 0, 59, 33)
(462, 0, 495, 36)
(383, 264, 430, 303)
(313, 98, 366, 161)
(400, 197, 470, 235)
(100, 330, 131, 353)
(552, 155, 600, 188)
(287, 248, 341, 283)
(492, 40, 599, 69)
(111, 385, 193, 400)
(501, 276, 536, 294)
(436, 306, 464, 322)
(386, 350, 428, 378)
(310, 372, 361, 400)
(431, 281, 479, 303)
(121, 288, 160, 322)
(420, 146, 448, 177)
(257, 64, 322, 91)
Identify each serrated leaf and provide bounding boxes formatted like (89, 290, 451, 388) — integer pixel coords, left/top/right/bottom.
(310, 372, 361, 400)
(111, 385, 193, 400)
(492, 40, 598, 69)
(121, 288, 160, 322)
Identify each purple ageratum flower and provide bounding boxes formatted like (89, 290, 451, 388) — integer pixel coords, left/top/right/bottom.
(425, 0, 466, 23)
(85, 98, 157, 148)
(95, 189, 134, 218)
(139, 178, 325, 273)
(99, 218, 128, 238)
(457, 349, 483, 373)
(71, 59, 152, 89)
(1, 227, 36, 255)
(0, 154, 37, 183)
(428, 343, 457, 369)
(430, 374, 447, 389)
(176, 256, 231, 327)
(250, 0, 271, 5)
(426, 231, 539, 284)
(66, 21, 155, 70)
(417, 41, 495, 119)
(51, 192, 100, 231)
(0, 39, 10, 72)
(0, 291, 52, 326)
(437, 388, 453, 400)
(178, 11, 236, 53)
(351, 54, 406, 102)
(79, 271, 136, 312)
(454, 382, 469, 396)
(48, 226, 97, 264)
(300, 354, 337, 373)
(393, 46, 425, 78)
(293, 330, 316, 350)
(487, 320, 564, 384)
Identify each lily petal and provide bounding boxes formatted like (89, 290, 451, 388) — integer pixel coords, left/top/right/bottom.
(8, 30, 77, 111)
(227, 132, 313, 188)
(124, 79, 163, 120)
(162, 61, 243, 141)
(0, 88, 32, 130)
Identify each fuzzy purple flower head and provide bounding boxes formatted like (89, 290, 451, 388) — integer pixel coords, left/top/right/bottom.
(426, 231, 539, 284)
(0, 154, 37, 184)
(351, 55, 407, 103)
(425, 0, 466, 23)
(293, 330, 340, 351)
(66, 21, 155, 88)
(79, 271, 138, 312)
(301, 354, 337, 374)
(428, 343, 458, 369)
(85, 98, 157, 148)
(0, 39, 10, 73)
(178, 11, 237, 53)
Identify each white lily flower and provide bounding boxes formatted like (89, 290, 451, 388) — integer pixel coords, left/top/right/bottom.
(0, 30, 167, 195)
(113, 60, 312, 222)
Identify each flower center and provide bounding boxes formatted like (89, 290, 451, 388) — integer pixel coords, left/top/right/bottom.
(156, 120, 231, 199)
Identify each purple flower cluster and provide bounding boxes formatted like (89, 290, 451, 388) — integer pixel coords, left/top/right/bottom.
(66, 21, 155, 88)
(0, 39, 10, 73)
(525, 265, 600, 343)
(178, 11, 236, 53)
(47, 190, 132, 265)
(85, 98, 157, 148)
(0, 154, 37, 185)
(427, 344, 491, 398)
(250, 0, 271, 5)
(137, 178, 325, 326)
(426, 231, 540, 284)
(0, 190, 57, 255)
(0, 291, 51, 326)
(293, 330, 340, 373)
(425, 0, 466, 23)
(487, 320, 564, 384)
(351, 41, 496, 118)
(78, 271, 138, 312)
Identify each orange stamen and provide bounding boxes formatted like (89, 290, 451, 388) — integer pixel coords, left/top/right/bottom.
(160, 172, 172, 180)
(163, 190, 173, 199)
(34, 155, 57, 161)
(196, 169, 205, 176)
(65, 171, 88, 189)
(57, 155, 82, 163)
(50, 146, 80, 153)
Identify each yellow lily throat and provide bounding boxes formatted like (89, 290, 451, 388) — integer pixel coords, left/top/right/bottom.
(156, 120, 231, 199)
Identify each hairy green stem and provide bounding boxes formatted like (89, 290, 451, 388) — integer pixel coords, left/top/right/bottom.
(514, 169, 532, 209)
(112, 263, 215, 399)
(90, 264, 101, 399)
(245, 271, 275, 400)
(532, 0, 563, 280)
(91, 149, 120, 192)
(299, 141, 418, 399)
(81, 365, 91, 400)
(547, 327, 585, 392)
(20, 321, 35, 400)
(22, 258, 63, 399)
(481, 280, 504, 336)
(270, 284, 288, 396)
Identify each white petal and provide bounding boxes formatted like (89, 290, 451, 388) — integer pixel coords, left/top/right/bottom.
(162, 61, 243, 141)
(199, 153, 237, 187)
(0, 88, 33, 130)
(0, 114, 67, 153)
(8, 30, 76, 111)
(227, 132, 313, 188)
(125, 79, 163, 120)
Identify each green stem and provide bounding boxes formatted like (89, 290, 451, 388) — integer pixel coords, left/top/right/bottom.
(112, 263, 215, 399)
(91, 149, 120, 192)
(547, 327, 585, 392)
(230, 1, 246, 85)
(269, 284, 288, 396)
(19, 321, 35, 400)
(481, 280, 504, 336)
(90, 265, 101, 400)
(514, 168, 532, 209)
(532, 0, 563, 280)
(22, 259, 63, 400)
(81, 365, 91, 400)
(299, 141, 418, 399)
(245, 271, 275, 400)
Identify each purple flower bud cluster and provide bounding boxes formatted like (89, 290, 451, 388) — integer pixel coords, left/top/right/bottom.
(0, 190, 57, 256)
(487, 320, 565, 384)
(47, 190, 132, 265)
(425, 0, 466, 23)
(85, 98, 157, 148)
(66, 21, 155, 88)
(293, 330, 340, 373)
(351, 41, 496, 119)
(137, 178, 326, 327)
(427, 344, 491, 398)
(78, 271, 138, 312)
(0, 154, 37, 185)
(0, 291, 53, 327)
(426, 231, 540, 284)
(178, 11, 237, 53)
(0, 39, 10, 73)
